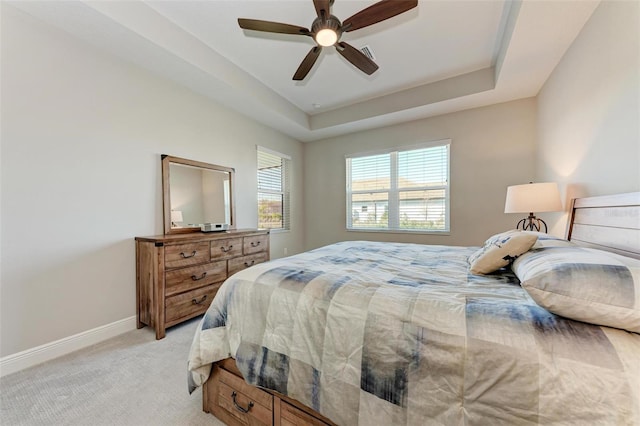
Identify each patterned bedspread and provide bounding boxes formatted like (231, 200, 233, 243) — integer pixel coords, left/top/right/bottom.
(188, 241, 640, 425)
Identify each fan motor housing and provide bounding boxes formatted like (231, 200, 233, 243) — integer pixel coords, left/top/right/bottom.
(312, 15, 342, 37)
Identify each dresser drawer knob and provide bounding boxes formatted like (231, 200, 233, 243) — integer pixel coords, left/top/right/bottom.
(191, 272, 207, 281)
(220, 245, 233, 253)
(180, 251, 197, 259)
(250, 241, 261, 247)
(231, 391, 254, 414)
(244, 260, 255, 267)
(191, 295, 207, 305)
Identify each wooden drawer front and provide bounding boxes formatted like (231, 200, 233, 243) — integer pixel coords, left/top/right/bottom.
(218, 368, 273, 426)
(165, 261, 227, 297)
(165, 242, 210, 269)
(243, 235, 268, 255)
(229, 253, 268, 276)
(211, 237, 243, 260)
(281, 402, 330, 426)
(165, 283, 219, 325)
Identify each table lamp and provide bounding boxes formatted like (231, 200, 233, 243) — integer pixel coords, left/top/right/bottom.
(504, 182, 562, 233)
(170, 210, 183, 228)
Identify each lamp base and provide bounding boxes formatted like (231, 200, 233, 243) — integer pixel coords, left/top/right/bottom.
(516, 213, 548, 233)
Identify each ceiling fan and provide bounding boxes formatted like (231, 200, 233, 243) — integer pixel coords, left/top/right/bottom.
(238, 0, 418, 81)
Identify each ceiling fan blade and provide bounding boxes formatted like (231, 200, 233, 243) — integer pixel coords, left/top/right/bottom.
(313, 0, 331, 18)
(238, 18, 310, 36)
(343, 0, 418, 32)
(335, 42, 379, 75)
(293, 46, 322, 80)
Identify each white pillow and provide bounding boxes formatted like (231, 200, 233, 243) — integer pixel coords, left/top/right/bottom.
(468, 230, 538, 274)
(512, 246, 640, 333)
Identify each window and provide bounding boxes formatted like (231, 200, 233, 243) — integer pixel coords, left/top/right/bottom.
(257, 146, 291, 230)
(346, 140, 450, 233)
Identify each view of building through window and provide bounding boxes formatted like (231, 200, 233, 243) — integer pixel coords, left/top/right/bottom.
(346, 142, 450, 232)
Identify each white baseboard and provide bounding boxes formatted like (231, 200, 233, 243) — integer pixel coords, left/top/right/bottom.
(0, 315, 137, 377)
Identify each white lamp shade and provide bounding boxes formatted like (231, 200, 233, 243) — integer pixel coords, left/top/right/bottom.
(504, 182, 562, 213)
(171, 210, 183, 223)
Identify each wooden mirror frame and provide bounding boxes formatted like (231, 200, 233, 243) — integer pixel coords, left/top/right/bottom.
(161, 155, 236, 235)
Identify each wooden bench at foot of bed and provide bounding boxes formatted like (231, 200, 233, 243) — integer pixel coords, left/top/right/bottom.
(204, 358, 338, 426)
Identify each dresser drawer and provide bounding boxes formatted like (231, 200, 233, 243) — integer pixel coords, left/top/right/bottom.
(243, 235, 269, 255)
(210, 237, 243, 260)
(165, 283, 219, 326)
(228, 253, 269, 276)
(165, 242, 210, 269)
(281, 401, 331, 426)
(165, 261, 227, 297)
(217, 367, 273, 426)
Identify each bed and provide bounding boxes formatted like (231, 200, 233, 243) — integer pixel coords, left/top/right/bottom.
(188, 192, 640, 425)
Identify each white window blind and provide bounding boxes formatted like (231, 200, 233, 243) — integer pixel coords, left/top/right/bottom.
(346, 141, 450, 232)
(257, 146, 291, 230)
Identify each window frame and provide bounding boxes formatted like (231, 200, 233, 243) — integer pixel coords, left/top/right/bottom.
(345, 139, 451, 234)
(257, 146, 291, 232)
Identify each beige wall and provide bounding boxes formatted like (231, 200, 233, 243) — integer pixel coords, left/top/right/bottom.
(0, 6, 304, 357)
(304, 98, 537, 250)
(536, 0, 640, 236)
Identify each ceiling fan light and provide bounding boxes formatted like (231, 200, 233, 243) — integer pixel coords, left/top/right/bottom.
(315, 29, 338, 46)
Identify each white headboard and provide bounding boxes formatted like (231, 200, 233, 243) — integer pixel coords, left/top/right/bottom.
(567, 192, 640, 259)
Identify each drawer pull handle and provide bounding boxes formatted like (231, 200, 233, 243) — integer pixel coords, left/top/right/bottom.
(180, 251, 197, 259)
(244, 260, 255, 267)
(250, 241, 261, 247)
(191, 295, 207, 305)
(220, 245, 233, 253)
(191, 272, 207, 281)
(231, 391, 254, 414)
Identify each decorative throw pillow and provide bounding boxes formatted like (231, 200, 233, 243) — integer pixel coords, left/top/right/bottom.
(512, 246, 640, 333)
(468, 230, 538, 274)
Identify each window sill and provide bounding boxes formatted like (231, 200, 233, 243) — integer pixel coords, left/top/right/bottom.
(346, 228, 450, 236)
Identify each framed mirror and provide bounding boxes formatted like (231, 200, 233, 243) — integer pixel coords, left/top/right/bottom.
(162, 155, 236, 235)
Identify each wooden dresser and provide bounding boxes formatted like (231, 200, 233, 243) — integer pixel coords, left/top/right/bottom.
(135, 229, 269, 339)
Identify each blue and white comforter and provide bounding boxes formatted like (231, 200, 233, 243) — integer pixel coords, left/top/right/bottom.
(188, 241, 640, 425)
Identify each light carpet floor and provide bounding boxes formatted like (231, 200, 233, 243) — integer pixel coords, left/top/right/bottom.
(0, 317, 224, 426)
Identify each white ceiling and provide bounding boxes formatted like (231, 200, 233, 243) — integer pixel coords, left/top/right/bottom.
(9, 0, 600, 142)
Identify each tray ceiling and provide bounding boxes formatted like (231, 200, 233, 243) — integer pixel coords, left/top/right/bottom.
(8, 0, 600, 141)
